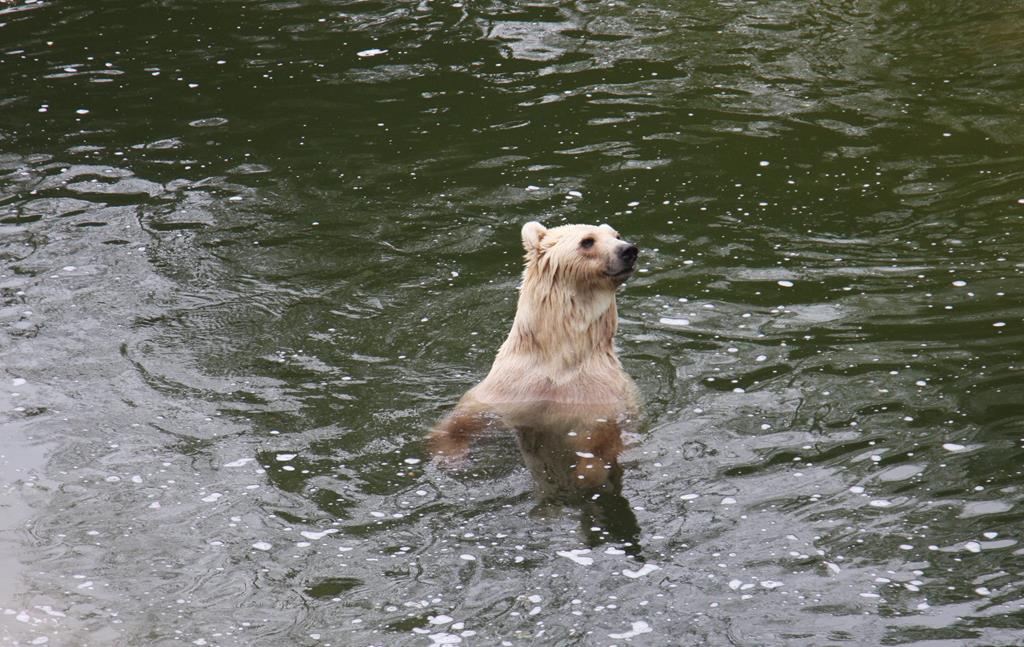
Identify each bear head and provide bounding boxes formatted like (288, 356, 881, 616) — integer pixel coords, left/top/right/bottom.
(520, 221, 638, 287)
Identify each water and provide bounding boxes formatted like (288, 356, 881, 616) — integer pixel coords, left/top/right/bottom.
(2, 0, 1024, 644)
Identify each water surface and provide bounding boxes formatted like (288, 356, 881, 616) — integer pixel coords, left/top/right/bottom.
(2, 0, 1024, 645)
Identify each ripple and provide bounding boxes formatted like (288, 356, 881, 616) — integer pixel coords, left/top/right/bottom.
(958, 501, 1013, 518)
(876, 464, 924, 482)
(188, 117, 229, 128)
(227, 163, 272, 175)
(66, 177, 164, 198)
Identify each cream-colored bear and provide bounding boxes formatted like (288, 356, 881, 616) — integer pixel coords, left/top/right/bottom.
(429, 221, 639, 494)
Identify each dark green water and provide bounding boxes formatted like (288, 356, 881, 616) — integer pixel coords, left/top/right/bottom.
(2, 0, 1024, 645)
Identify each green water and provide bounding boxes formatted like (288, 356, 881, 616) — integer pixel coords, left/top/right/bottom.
(2, 1, 1024, 645)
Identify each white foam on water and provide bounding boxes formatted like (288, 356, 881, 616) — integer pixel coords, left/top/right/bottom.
(34, 606, 64, 618)
(609, 621, 652, 639)
(300, 529, 338, 540)
(556, 549, 593, 566)
(623, 564, 659, 579)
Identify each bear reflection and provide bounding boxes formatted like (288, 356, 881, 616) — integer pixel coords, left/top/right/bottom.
(513, 406, 641, 553)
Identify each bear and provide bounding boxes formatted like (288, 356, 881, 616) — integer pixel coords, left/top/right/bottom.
(428, 221, 640, 499)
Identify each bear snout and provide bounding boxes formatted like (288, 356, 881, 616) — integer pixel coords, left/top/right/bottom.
(618, 243, 638, 266)
(605, 241, 638, 282)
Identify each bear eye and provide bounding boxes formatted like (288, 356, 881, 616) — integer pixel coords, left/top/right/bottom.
(580, 237, 595, 249)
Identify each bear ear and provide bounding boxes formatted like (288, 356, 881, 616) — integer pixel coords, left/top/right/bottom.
(521, 221, 547, 255)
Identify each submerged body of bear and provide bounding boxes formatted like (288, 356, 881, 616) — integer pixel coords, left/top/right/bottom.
(430, 221, 640, 496)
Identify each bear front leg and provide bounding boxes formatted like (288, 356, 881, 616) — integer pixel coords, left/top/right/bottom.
(427, 406, 492, 464)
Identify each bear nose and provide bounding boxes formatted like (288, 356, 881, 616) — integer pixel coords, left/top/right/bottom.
(619, 243, 638, 265)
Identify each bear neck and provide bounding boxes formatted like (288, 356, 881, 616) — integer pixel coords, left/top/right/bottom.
(504, 271, 619, 370)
